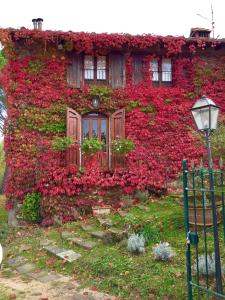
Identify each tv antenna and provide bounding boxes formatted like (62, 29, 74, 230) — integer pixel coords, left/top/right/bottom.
(197, 4, 215, 38)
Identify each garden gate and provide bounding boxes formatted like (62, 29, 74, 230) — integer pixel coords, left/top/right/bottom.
(182, 159, 225, 299)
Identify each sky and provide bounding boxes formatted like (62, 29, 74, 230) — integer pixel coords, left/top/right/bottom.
(0, 0, 225, 38)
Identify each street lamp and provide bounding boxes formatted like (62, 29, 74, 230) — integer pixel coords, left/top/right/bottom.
(191, 95, 223, 294)
(92, 97, 100, 109)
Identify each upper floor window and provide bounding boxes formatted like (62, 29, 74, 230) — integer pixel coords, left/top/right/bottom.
(150, 58, 172, 86)
(84, 55, 107, 82)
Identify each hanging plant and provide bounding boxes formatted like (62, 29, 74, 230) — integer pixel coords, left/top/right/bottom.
(111, 138, 134, 155)
(81, 138, 103, 155)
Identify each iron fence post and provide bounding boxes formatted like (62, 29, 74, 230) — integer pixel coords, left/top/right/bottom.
(205, 131, 223, 294)
(183, 159, 193, 300)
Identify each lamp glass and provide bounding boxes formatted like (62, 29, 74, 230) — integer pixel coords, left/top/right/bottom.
(191, 96, 219, 131)
(92, 97, 99, 109)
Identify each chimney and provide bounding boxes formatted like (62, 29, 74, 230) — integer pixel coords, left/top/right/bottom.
(32, 19, 38, 30)
(190, 28, 211, 38)
(36, 18, 44, 30)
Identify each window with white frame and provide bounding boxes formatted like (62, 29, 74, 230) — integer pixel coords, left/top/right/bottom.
(150, 58, 172, 85)
(162, 59, 172, 82)
(150, 59, 159, 82)
(84, 55, 107, 81)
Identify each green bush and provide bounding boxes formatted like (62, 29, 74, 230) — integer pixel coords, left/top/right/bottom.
(111, 138, 134, 155)
(21, 192, 41, 223)
(89, 85, 113, 103)
(81, 138, 103, 155)
(51, 136, 74, 152)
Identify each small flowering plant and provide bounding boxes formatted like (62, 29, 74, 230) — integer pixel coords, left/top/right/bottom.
(81, 138, 103, 155)
(111, 138, 134, 155)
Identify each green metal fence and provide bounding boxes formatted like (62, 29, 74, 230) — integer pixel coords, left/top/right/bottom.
(183, 159, 225, 299)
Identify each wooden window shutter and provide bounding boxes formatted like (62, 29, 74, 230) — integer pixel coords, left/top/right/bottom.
(133, 55, 143, 84)
(67, 52, 82, 88)
(109, 53, 125, 88)
(110, 109, 125, 169)
(66, 108, 81, 167)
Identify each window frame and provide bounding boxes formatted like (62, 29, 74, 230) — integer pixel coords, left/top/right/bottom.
(150, 58, 172, 86)
(83, 55, 108, 84)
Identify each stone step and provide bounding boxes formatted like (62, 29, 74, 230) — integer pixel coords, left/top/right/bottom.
(80, 224, 96, 232)
(61, 232, 97, 250)
(69, 237, 97, 250)
(43, 245, 81, 262)
(89, 230, 106, 239)
(97, 217, 113, 228)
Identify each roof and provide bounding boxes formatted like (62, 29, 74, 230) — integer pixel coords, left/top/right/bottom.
(0, 28, 225, 55)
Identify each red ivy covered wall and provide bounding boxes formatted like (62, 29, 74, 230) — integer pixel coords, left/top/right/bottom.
(0, 29, 225, 224)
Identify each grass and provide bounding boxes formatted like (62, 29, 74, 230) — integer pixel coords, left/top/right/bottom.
(1, 195, 224, 299)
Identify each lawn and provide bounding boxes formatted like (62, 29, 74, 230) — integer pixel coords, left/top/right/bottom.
(0, 195, 224, 299)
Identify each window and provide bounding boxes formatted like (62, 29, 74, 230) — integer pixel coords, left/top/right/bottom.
(84, 55, 107, 82)
(150, 58, 172, 86)
(150, 59, 159, 82)
(67, 108, 125, 170)
(162, 59, 172, 82)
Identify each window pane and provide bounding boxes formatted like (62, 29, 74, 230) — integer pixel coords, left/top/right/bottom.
(97, 56, 106, 80)
(101, 119, 106, 150)
(83, 119, 89, 139)
(84, 55, 94, 80)
(162, 59, 172, 82)
(92, 119, 98, 138)
(150, 60, 159, 81)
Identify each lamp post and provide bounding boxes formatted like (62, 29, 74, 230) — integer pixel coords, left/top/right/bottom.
(191, 95, 223, 294)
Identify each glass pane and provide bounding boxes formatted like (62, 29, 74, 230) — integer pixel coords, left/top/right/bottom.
(83, 119, 89, 139)
(84, 55, 94, 80)
(162, 59, 172, 82)
(92, 119, 98, 138)
(97, 56, 106, 80)
(150, 60, 159, 81)
(101, 119, 106, 141)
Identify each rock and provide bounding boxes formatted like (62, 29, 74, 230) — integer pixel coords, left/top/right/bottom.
(69, 237, 97, 250)
(8, 207, 19, 227)
(9, 293, 17, 299)
(53, 215, 63, 227)
(37, 273, 61, 283)
(61, 231, 73, 239)
(97, 218, 113, 228)
(18, 244, 32, 253)
(118, 210, 128, 217)
(39, 239, 53, 247)
(92, 206, 111, 216)
(43, 245, 81, 262)
(16, 263, 36, 274)
(7, 256, 26, 267)
(57, 250, 81, 262)
(80, 224, 95, 232)
(90, 231, 106, 239)
(103, 228, 128, 244)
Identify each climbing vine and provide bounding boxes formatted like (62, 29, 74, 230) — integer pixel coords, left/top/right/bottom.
(0, 28, 225, 225)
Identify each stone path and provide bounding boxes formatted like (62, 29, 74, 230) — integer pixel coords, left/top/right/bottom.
(1, 215, 128, 299)
(1, 254, 117, 300)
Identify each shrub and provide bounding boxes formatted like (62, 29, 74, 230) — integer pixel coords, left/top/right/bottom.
(21, 192, 41, 223)
(127, 233, 145, 254)
(153, 242, 175, 261)
(111, 138, 134, 155)
(194, 253, 217, 276)
(51, 136, 74, 152)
